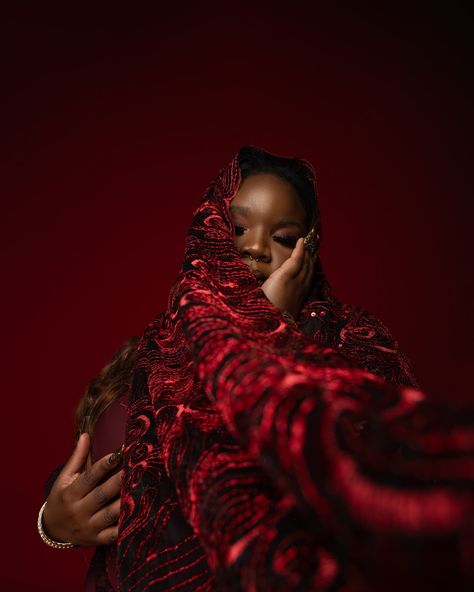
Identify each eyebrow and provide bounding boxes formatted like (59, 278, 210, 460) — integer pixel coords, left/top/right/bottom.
(230, 205, 305, 232)
(275, 219, 305, 231)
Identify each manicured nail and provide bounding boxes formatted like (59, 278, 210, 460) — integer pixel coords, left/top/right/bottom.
(107, 444, 124, 466)
(303, 229, 317, 256)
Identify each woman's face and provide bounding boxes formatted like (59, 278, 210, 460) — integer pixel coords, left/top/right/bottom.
(231, 174, 308, 282)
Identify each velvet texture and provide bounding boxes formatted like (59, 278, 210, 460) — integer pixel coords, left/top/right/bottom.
(118, 150, 473, 591)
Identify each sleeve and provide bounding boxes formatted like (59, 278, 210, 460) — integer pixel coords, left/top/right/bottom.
(180, 300, 474, 590)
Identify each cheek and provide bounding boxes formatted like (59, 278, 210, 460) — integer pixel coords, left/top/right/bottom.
(269, 247, 292, 273)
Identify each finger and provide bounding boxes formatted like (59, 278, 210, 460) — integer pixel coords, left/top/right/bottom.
(96, 524, 119, 546)
(291, 237, 305, 263)
(60, 433, 91, 481)
(290, 247, 314, 306)
(294, 242, 312, 283)
(82, 470, 122, 513)
(279, 238, 305, 278)
(303, 237, 317, 267)
(90, 497, 121, 533)
(72, 445, 124, 499)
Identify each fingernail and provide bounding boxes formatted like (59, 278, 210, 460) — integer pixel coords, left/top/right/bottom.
(303, 229, 317, 256)
(107, 444, 124, 466)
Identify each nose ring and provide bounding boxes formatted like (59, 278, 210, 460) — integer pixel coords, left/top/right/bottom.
(249, 254, 261, 262)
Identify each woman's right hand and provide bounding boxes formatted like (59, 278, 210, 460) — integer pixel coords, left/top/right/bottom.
(42, 433, 122, 546)
(261, 238, 316, 319)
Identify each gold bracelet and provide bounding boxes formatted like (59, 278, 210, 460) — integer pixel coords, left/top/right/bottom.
(37, 500, 75, 549)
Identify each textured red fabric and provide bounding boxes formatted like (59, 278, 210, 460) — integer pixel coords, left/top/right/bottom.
(118, 150, 473, 591)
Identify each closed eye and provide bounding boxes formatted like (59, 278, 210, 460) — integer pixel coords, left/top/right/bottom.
(234, 225, 246, 236)
(273, 235, 299, 248)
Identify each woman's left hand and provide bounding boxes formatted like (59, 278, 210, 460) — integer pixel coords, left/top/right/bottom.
(261, 238, 315, 319)
(43, 433, 122, 546)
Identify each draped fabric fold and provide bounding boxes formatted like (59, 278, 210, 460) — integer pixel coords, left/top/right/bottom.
(118, 149, 473, 591)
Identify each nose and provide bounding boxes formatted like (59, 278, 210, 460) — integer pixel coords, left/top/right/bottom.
(239, 230, 271, 263)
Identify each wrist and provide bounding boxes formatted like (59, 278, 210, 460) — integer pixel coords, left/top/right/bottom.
(37, 501, 75, 549)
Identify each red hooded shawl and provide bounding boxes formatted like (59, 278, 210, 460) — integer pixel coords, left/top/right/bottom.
(118, 150, 473, 591)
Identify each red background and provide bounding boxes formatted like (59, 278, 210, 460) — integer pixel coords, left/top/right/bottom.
(2, 3, 473, 589)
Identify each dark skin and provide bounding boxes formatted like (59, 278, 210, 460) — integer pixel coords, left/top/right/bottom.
(42, 173, 316, 546)
(232, 173, 317, 318)
(43, 433, 121, 545)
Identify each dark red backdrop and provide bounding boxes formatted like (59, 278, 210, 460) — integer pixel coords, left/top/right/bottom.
(2, 3, 472, 589)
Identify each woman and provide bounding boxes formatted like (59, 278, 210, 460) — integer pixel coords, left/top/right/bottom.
(117, 147, 474, 592)
(42, 146, 473, 590)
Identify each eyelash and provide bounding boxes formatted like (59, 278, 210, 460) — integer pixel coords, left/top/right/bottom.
(234, 225, 246, 236)
(275, 235, 298, 248)
(233, 226, 299, 248)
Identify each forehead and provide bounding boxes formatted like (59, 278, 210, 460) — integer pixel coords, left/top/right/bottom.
(232, 174, 306, 221)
